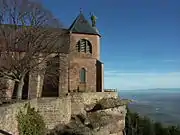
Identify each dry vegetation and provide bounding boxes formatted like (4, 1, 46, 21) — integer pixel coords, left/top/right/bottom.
(0, 0, 70, 100)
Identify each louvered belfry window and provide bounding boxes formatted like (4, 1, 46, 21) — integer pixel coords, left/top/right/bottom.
(76, 39, 92, 54)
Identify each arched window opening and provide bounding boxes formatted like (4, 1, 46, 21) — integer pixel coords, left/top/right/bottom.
(80, 68, 86, 83)
(76, 39, 92, 54)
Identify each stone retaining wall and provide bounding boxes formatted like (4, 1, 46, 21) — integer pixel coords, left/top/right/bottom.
(0, 97, 71, 135)
(0, 92, 124, 135)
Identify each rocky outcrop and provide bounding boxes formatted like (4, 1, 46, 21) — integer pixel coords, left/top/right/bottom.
(48, 98, 130, 135)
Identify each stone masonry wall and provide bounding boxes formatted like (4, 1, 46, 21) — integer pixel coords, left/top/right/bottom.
(69, 58, 97, 92)
(0, 97, 71, 135)
(70, 33, 100, 60)
(0, 92, 125, 135)
(68, 33, 102, 93)
(0, 79, 15, 101)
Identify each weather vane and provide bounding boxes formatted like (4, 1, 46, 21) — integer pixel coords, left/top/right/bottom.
(90, 12, 97, 27)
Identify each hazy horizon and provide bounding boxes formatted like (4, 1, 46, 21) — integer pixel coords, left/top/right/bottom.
(120, 89, 180, 126)
(119, 88, 180, 91)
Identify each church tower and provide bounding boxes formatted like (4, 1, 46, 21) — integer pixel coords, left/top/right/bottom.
(68, 11, 104, 92)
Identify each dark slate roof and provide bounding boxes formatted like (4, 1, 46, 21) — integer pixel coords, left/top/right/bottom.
(69, 13, 100, 36)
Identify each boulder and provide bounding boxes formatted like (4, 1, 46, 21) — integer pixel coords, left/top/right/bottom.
(48, 98, 128, 135)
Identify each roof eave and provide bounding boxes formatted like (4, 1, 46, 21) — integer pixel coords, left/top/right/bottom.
(69, 31, 101, 37)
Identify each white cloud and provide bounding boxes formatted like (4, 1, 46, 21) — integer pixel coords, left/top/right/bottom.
(104, 70, 180, 90)
(162, 60, 179, 63)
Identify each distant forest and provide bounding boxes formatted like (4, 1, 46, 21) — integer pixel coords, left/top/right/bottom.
(125, 107, 180, 135)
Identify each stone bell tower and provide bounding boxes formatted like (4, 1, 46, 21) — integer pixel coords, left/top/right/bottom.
(67, 11, 104, 92)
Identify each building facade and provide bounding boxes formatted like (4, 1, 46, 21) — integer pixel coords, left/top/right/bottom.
(0, 12, 104, 100)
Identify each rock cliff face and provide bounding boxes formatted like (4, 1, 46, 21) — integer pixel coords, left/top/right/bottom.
(48, 98, 129, 135)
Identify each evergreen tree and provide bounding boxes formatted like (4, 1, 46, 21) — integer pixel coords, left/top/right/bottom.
(125, 106, 180, 135)
(141, 116, 155, 135)
(168, 125, 180, 135)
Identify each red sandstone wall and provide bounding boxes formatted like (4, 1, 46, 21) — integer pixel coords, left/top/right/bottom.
(69, 57, 97, 92)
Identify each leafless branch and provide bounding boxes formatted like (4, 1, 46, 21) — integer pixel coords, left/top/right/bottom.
(0, 0, 72, 99)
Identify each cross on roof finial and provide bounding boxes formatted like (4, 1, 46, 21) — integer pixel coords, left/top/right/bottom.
(80, 8, 83, 14)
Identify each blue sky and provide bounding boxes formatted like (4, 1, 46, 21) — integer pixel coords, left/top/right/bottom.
(42, 0, 180, 90)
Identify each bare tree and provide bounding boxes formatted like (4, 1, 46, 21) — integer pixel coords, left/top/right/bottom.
(0, 0, 70, 100)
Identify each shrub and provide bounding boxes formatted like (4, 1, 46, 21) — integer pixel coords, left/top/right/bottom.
(17, 102, 46, 135)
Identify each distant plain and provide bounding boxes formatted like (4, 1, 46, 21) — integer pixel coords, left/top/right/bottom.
(120, 88, 180, 126)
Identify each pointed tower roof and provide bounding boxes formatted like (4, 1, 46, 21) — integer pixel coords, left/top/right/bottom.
(69, 12, 100, 36)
